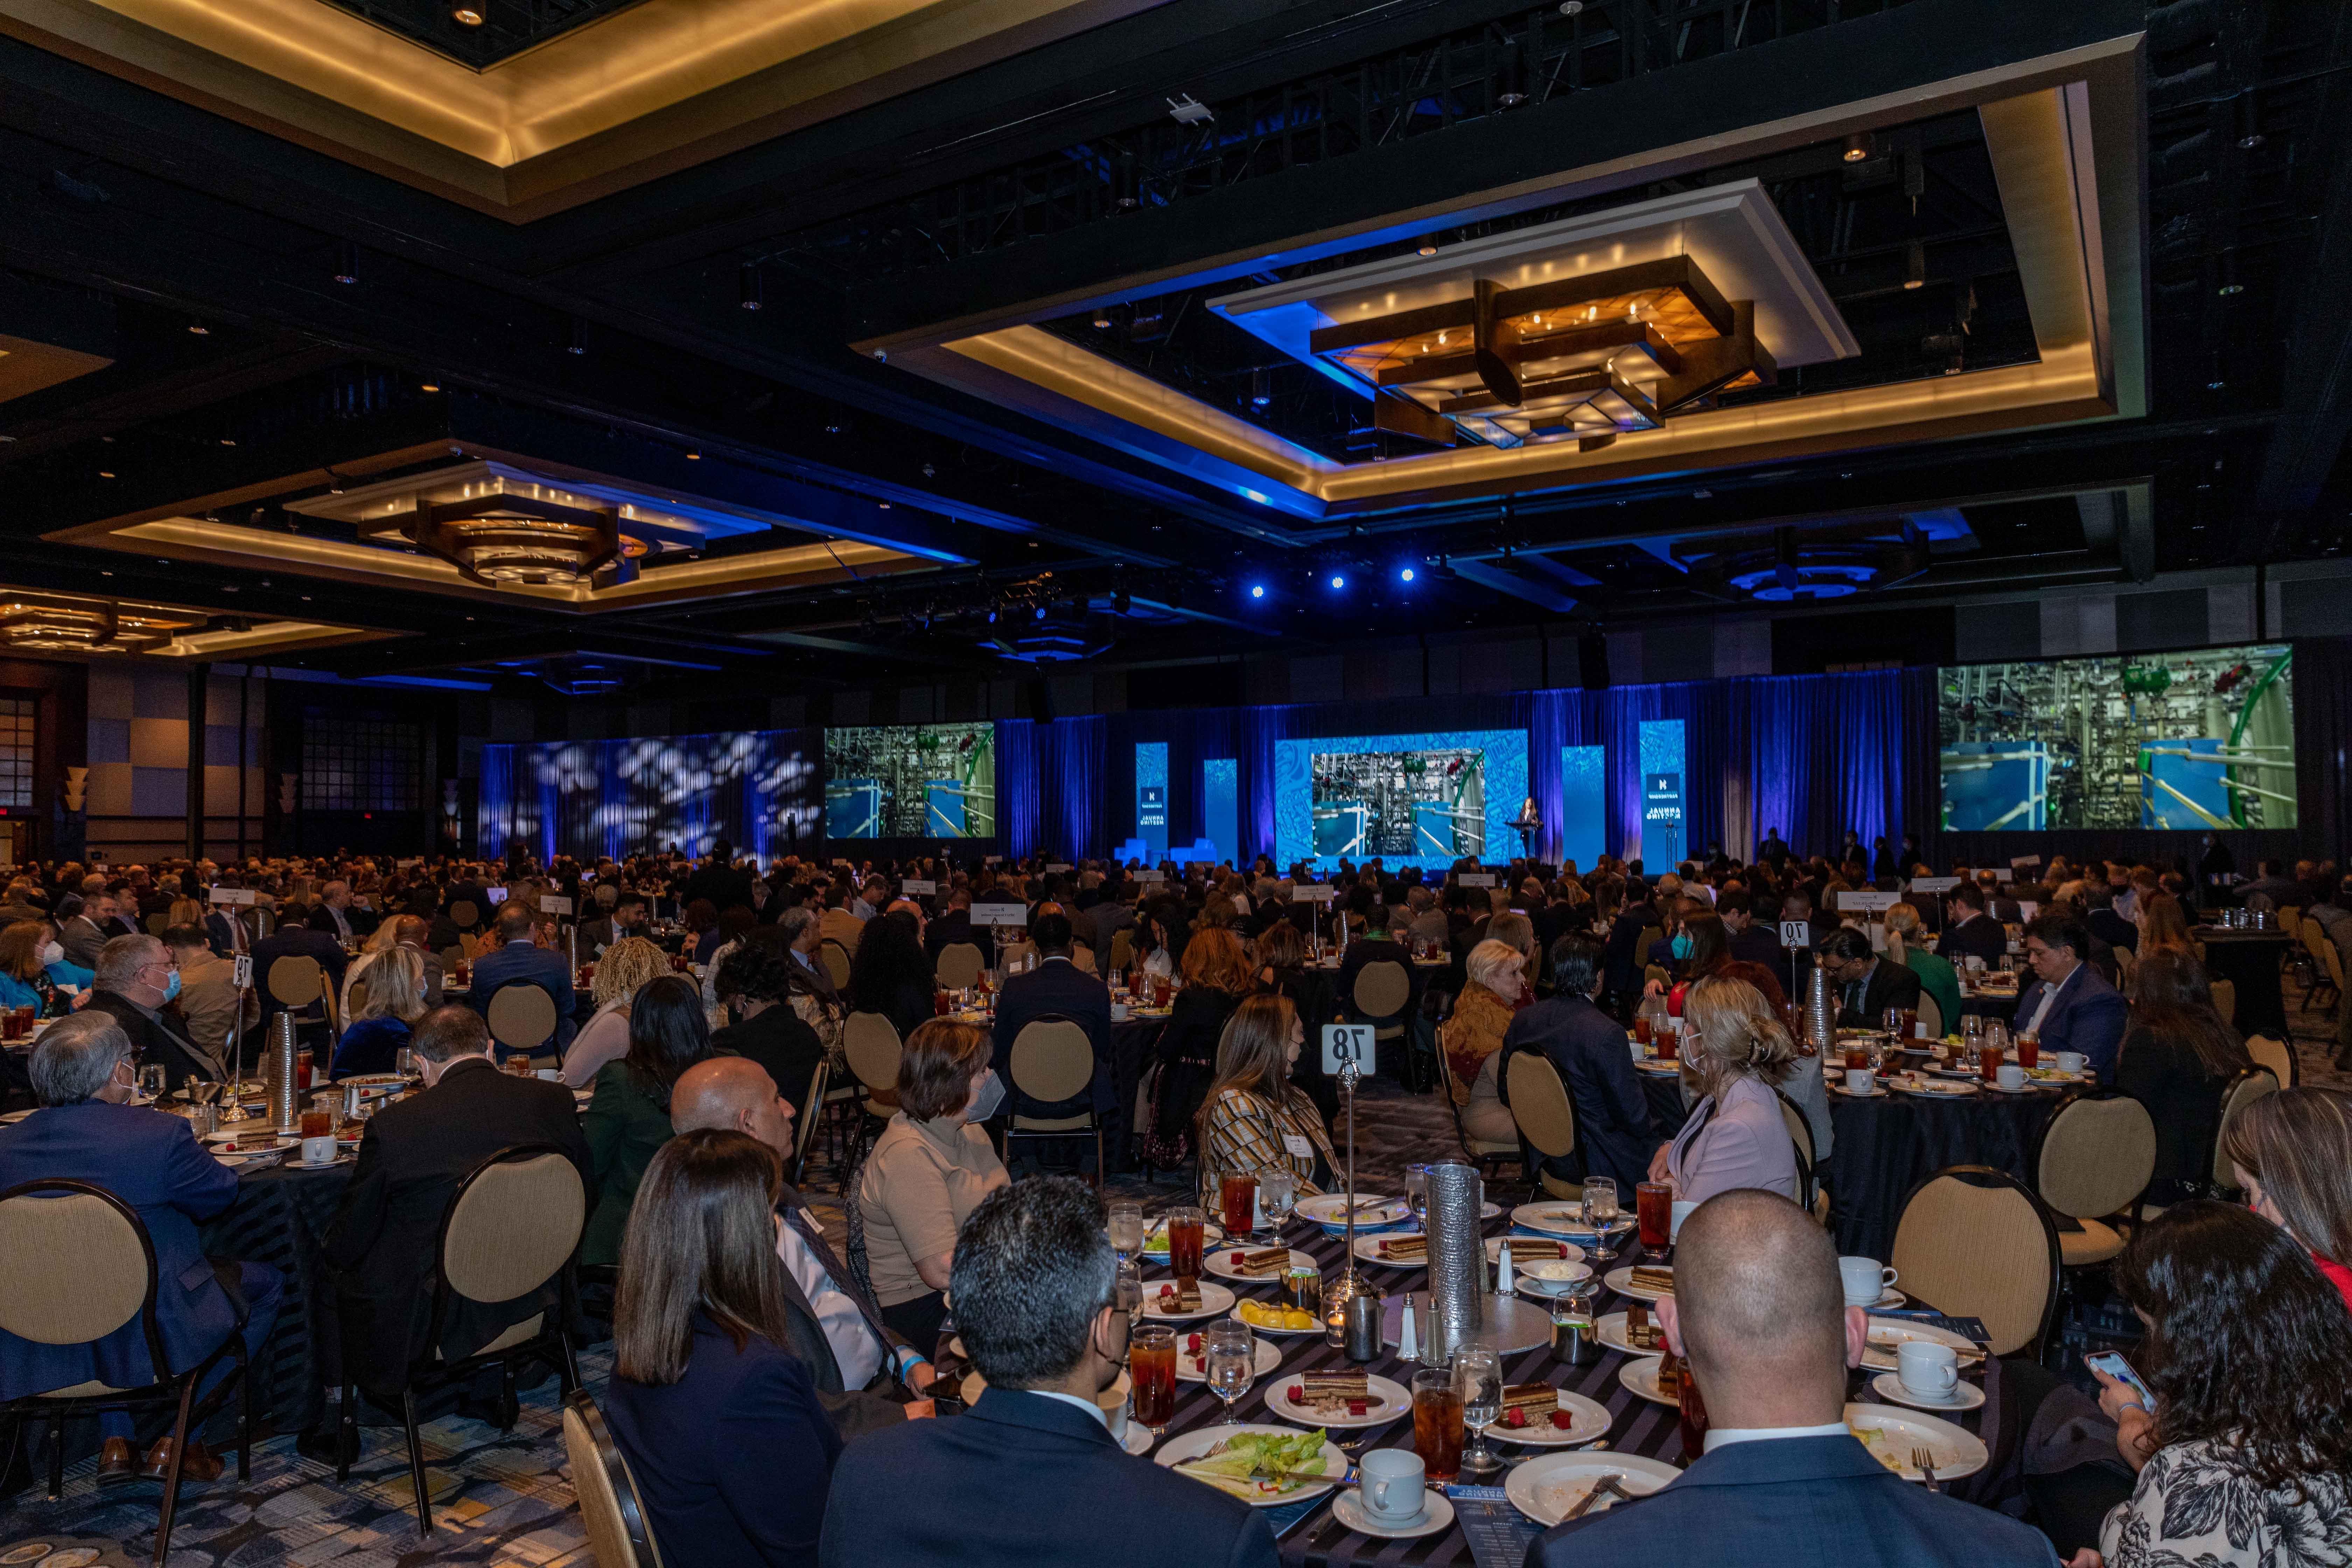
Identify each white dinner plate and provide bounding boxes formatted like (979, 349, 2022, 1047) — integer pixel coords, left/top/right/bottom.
(1844, 1402, 1988, 1482)
(1331, 1487, 1455, 1540)
(1510, 1202, 1609, 1237)
(1296, 1195, 1410, 1232)
(1894, 1077, 1980, 1097)
(205, 1132, 297, 1153)
(1595, 1311, 1666, 1357)
(1260, 1371, 1411, 1429)
(1618, 1355, 1678, 1407)
(1504, 1451, 1680, 1525)
(1830, 1084, 1888, 1098)
(1203, 1246, 1318, 1285)
(340, 1073, 406, 1093)
(1178, 1336, 1283, 1383)
(1140, 1220, 1226, 1259)
(1230, 1301, 1325, 1335)
(1488, 1389, 1611, 1447)
(1860, 1316, 1979, 1371)
(1633, 1059, 1684, 1076)
(1141, 1279, 1236, 1321)
(1870, 1372, 1987, 1413)
(1155, 1424, 1348, 1507)
(1355, 1235, 1427, 1269)
(1603, 1265, 1673, 1302)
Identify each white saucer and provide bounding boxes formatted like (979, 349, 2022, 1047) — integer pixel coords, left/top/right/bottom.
(1331, 1487, 1455, 1540)
(1870, 1372, 1986, 1412)
(1120, 1421, 1154, 1455)
(1831, 1084, 1887, 1098)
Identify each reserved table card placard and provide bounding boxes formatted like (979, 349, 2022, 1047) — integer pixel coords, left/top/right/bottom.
(1458, 873, 1496, 887)
(1135, 868, 1165, 882)
(2009, 855, 2043, 870)
(540, 895, 574, 915)
(1045, 863, 1073, 874)
(1838, 889, 1900, 912)
(209, 888, 257, 905)
(1292, 884, 1336, 903)
(902, 879, 938, 895)
(1907, 876, 1961, 893)
(970, 901, 1028, 927)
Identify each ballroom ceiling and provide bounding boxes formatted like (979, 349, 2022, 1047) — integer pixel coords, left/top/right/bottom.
(0, 0, 2346, 701)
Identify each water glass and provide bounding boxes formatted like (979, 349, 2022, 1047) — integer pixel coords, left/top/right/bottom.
(136, 1063, 167, 1100)
(1404, 1163, 1432, 1228)
(1107, 1200, 1144, 1264)
(1114, 1260, 1143, 1328)
(1453, 1344, 1504, 1481)
(1258, 1168, 1297, 1235)
(1581, 1176, 1619, 1231)
(1205, 1321, 1255, 1422)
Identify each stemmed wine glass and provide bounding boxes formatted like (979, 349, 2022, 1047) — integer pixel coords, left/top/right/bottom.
(1107, 1200, 1145, 1266)
(1257, 1169, 1296, 1241)
(136, 1063, 167, 1101)
(1454, 1344, 1504, 1481)
(1205, 1321, 1255, 1424)
(1404, 1163, 1432, 1231)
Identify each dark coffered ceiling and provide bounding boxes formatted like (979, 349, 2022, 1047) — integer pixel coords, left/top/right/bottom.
(0, 0, 2344, 704)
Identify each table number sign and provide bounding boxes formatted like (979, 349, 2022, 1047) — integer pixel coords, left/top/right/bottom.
(1839, 890, 1900, 913)
(540, 895, 574, 916)
(1779, 919, 1812, 949)
(1321, 1023, 1374, 1075)
(1458, 873, 1496, 888)
(1907, 876, 1961, 893)
(232, 954, 253, 989)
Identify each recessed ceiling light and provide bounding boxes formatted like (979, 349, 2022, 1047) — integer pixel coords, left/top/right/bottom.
(451, 5, 484, 24)
(420, 382, 440, 392)
(187, 322, 209, 335)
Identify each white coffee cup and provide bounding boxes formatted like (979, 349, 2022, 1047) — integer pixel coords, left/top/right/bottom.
(1359, 1448, 1427, 1524)
(535, 1068, 560, 1082)
(1839, 1256, 1897, 1306)
(2054, 1051, 2087, 1075)
(1111, 1002, 1129, 1021)
(300, 1134, 336, 1166)
(1670, 1199, 1698, 1242)
(1897, 1340, 1960, 1400)
(1844, 1067, 1874, 1094)
(1996, 1063, 2026, 1090)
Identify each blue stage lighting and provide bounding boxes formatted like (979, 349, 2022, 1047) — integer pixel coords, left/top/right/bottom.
(1399, 566, 1416, 583)
(1248, 583, 1266, 599)
(1329, 573, 1346, 590)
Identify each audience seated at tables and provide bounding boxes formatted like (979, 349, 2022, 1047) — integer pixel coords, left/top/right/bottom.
(2082, 1203, 2352, 1568)
(1444, 939, 1523, 1102)
(1145, 926, 1252, 1165)
(922, 887, 997, 971)
(1529, 1189, 2056, 1568)
(2113, 952, 2254, 1205)
(1647, 974, 1800, 1206)
(562, 937, 669, 1089)
(467, 903, 577, 1060)
(1498, 936, 1653, 1192)
(819, 1176, 1278, 1568)
(844, 909, 938, 1044)
(671, 1056, 936, 1438)
(854, 1018, 1009, 1349)
(1882, 902, 1961, 1032)
(577, 889, 648, 958)
(709, 945, 828, 1118)
(1250, 921, 1338, 1118)
(989, 910, 1112, 1127)
(1818, 924, 1923, 1030)
(604, 1129, 844, 1568)
(1194, 993, 1335, 1209)
(307, 880, 367, 944)
(57, 889, 118, 972)
(582, 975, 714, 1268)
(85, 933, 227, 1092)
(328, 946, 427, 1080)
(164, 922, 253, 1072)
(0, 1013, 282, 1484)
(0, 917, 88, 1017)
(2224, 1086, 2352, 1312)
(2016, 914, 2131, 1083)
(1935, 882, 2011, 968)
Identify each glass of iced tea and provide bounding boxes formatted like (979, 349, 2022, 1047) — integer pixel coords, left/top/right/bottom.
(2014, 1031, 2039, 1071)
(299, 1093, 336, 1139)
(1637, 1181, 1673, 1260)
(1978, 1040, 2003, 1082)
(1845, 1039, 1872, 1071)
(295, 1048, 313, 1092)
(1632, 1014, 1653, 1046)
(1129, 1324, 1177, 1434)
(1655, 1025, 1679, 1062)
(1166, 1205, 1206, 1282)
(1219, 1173, 1256, 1238)
(1412, 1367, 1465, 1482)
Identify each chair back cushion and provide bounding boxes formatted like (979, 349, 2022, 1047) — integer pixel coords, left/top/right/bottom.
(2037, 1096, 2156, 1218)
(443, 1151, 586, 1306)
(0, 1189, 150, 1347)
(267, 954, 324, 1006)
(1504, 1052, 1578, 1159)
(1070, 944, 1097, 975)
(819, 942, 853, 990)
(347, 980, 372, 1019)
(486, 985, 559, 1050)
(1107, 930, 1135, 971)
(564, 1390, 663, 1568)
(1914, 992, 1943, 1038)
(1890, 1171, 2054, 1356)
(1010, 1019, 1094, 1104)
(1352, 961, 1411, 1019)
(448, 901, 480, 930)
(2244, 1035, 2294, 1090)
(843, 1012, 904, 1094)
(2214, 1068, 2282, 1187)
(2209, 977, 2236, 1027)
(935, 943, 984, 990)
(1777, 1093, 1814, 1166)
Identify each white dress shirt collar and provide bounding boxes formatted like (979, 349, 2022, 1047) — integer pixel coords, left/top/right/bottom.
(1024, 1388, 1110, 1429)
(1703, 1420, 1850, 1453)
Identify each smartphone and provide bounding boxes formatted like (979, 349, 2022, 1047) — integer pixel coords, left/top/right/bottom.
(2085, 1351, 2154, 1408)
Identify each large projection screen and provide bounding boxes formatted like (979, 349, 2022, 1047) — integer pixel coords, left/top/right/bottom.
(824, 722, 996, 839)
(1937, 644, 2295, 832)
(1276, 729, 1528, 871)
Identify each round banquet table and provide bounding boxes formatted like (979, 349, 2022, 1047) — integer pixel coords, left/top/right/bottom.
(2191, 929, 2291, 1041)
(1640, 1069, 2066, 1260)
(936, 1209, 2011, 1566)
(1109, 1014, 1171, 1170)
(200, 1156, 354, 1437)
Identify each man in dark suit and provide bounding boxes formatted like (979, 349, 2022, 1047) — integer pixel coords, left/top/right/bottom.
(2084, 888, 2137, 954)
(1530, 1190, 2058, 1568)
(307, 880, 362, 944)
(59, 889, 118, 971)
(2014, 914, 2132, 1084)
(924, 889, 997, 970)
(251, 918, 351, 1044)
(321, 1007, 589, 1429)
(672, 1056, 935, 1440)
(819, 1177, 1275, 1568)
(1599, 889, 1658, 1007)
(1719, 892, 1785, 970)
(709, 945, 828, 1117)
(85, 933, 231, 1090)
(990, 912, 1113, 1130)
(467, 903, 578, 1059)
(1498, 938, 1655, 1192)
(577, 889, 648, 957)
(1934, 883, 2010, 968)
(1817, 926, 1923, 1030)
(0, 1013, 281, 1482)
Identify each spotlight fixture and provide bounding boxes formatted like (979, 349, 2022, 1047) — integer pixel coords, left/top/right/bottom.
(738, 262, 763, 312)
(685, 450, 702, 460)
(1842, 131, 1872, 163)
(420, 381, 440, 393)
(1248, 583, 1266, 599)
(1416, 243, 1437, 257)
(1328, 573, 1346, 590)
(1398, 566, 1416, 583)
(1250, 369, 1272, 409)
(1092, 307, 1114, 330)
(566, 319, 588, 356)
(451, 4, 483, 24)
(187, 321, 209, 336)
(331, 239, 359, 286)
(1903, 239, 1926, 290)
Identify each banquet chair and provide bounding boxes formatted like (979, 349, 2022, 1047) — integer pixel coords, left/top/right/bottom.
(266, 953, 338, 1039)
(346, 978, 372, 1020)
(1071, 943, 1097, 974)
(1107, 929, 1135, 973)
(2031, 1091, 2156, 1268)
(0, 1180, 255, 1564)
(1006, 1017, 1102, 1183)
(1433, 1022, 1519, 1182)
(1913, 991, 1943, 1040)
(934, 941, 984, 991)
(999, 939, 1039, 972)
(447, 900, 481, 932)
(1503, 1051, 1580, 1200)
(1349, 960, 1413, 1064)
(1888, 1166, 2061, 1358)
(2244, 1033, 2297, 1090)
(840, 1012, 904, 1170)
(818, 940, 853, 991)
(2209, 976, 2236, 1027)
(791, 1059, 829, 1186)
(486, 984, 561, 1068)
(2210, 1065, 2281, 1195)
(2298, 919, 2339, 1013)
(143, 911, 172, 937)
(1774, 1090, 1828, 1224)
(563, 1388, 665, 1568)
(341, 1142, 585, 1536)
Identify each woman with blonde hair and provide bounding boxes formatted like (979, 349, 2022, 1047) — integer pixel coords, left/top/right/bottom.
(1143, 926, 1253, 1165)
(1195, 992, 1336, 1207)
(1881, 901, 1961, 1035)
(1444, 939, 1525, 1107)
(1648, 973, 1799, 1205)
(563, 934, 672, 1087)
(329, 945, 426, 1078)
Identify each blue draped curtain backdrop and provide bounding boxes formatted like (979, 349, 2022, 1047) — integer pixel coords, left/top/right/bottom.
(998, 716, 1110, 860)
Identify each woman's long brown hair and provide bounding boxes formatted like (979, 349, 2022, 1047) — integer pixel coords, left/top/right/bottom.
(1198, 992, 1298, 1126)
(612, 1129, 795, 1387)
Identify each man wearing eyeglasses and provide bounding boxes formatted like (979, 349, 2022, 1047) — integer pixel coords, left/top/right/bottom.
(85, 933, 229, 1092)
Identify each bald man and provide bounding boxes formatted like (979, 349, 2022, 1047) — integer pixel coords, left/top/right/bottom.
(1528, 1190, 2057, 1568)
(671, 1057, 935, 1441)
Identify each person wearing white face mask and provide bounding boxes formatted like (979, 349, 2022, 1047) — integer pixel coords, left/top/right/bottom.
(86, 932, 226, 1091)
(0, 917, 88, 1018)
(853, 1018, 1011, 1349)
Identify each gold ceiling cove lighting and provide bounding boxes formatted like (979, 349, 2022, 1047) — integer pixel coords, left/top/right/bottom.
(391, 493, 636, 587)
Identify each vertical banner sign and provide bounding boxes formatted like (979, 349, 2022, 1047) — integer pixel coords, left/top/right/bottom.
(1643, 772, 1685, 871)
(1135, 742, 1170, 862)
